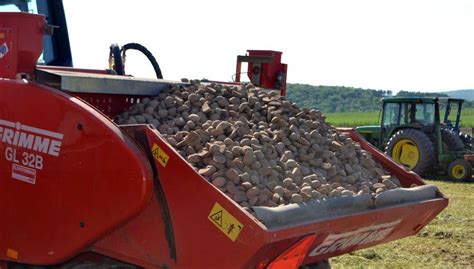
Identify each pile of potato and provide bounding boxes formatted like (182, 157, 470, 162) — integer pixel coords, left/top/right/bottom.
(115, 81, 401, 209)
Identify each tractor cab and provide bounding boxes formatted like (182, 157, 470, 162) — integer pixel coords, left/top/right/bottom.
(443, 98, 464, 132)
(442, 98, 472, 151)
(355, 98, 438, 149)
(379, 98, 438, 146)
(380, 98, 439, 142)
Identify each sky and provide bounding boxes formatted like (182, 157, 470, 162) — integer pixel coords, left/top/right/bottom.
(63, 0, 474, 92)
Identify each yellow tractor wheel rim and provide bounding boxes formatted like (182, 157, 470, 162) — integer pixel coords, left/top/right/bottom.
(392, 139, 419, 169)
(451, 164, 465, 179)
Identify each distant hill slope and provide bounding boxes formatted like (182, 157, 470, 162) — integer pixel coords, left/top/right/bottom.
(286, 84, 391, 113)
(442, 89, 474, 101)
(395, 91, 449, 98)
(286, 84, 474, 113)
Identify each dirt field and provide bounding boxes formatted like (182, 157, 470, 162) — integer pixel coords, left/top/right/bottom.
(331, 179, 474, 269)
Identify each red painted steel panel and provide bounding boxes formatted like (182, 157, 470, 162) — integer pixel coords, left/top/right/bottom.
(0, 80, 153, 265)
(93, 193, 175, 269)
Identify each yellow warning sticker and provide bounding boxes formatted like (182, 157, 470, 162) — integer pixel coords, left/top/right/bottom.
(151, 144, 169, 167)
(208, 202, 243, 242)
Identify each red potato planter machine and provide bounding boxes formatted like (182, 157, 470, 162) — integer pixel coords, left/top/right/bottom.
(0, 12, 448, 269)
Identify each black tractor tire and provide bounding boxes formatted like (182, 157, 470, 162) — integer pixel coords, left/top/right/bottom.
(441, 128, 464, 151)
(447, 159, 473, 182)
(385, 129, 435, 175)
(459, 132, 473, 150)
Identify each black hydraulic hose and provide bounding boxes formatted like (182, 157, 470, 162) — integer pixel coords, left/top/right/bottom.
(122, 43, 163, 79)
(109, 44, 125, 75)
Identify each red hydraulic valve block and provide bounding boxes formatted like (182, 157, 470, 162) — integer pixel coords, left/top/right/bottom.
(0, 12, 44, 79)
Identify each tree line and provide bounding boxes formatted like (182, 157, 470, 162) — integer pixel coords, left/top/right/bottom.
(286, 84, 473, 113)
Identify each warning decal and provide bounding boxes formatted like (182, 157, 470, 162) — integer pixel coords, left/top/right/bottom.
(151, 144, 169, 167)
(208, 202, 243, 242)
(12, 164, 36, 184)
(0, 42, 8, 59)
(210, 210, 223, 227)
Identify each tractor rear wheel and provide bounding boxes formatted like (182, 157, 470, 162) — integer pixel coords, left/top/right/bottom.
(447, 159, 473, 182)
(441, 128, 464, 151)
(385, 129, 435, 175)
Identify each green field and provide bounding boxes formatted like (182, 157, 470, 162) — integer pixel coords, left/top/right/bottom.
(325, 108, 474, 128)
(461, 108, 474, 127)
(330, 180, 474, 268)
(324, 111, 379, 127)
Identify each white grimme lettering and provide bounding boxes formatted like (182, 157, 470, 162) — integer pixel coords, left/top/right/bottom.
(48, 140, 62, 157)
(309, 220, 401, 257)
(5, 147, 19, 163)
(339, 231, 372, 249)
(2, 128, 14, 144)
(17, 132, 34, 149)
(32, 136, 50, 154)
(13, 129, 20, 145)
(22, 151, 44, 169)
(359, 228, 392, 245)
(0, 126, 62, 157)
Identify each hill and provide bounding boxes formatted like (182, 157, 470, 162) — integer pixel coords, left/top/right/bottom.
(286, 84, 391, 113)
(442, 89, 474, 101)
(286, 84, 474, 113)
(395, 91, 448, 98)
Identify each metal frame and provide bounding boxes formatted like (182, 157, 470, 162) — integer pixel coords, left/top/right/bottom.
(35, 68, 186, 96)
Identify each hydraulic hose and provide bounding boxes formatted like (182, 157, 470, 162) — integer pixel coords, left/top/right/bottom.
(122, 43, 163, 79)
(109, 44, 125, 75)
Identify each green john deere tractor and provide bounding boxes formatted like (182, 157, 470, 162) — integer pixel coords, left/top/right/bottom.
(355, 97, 473, 181)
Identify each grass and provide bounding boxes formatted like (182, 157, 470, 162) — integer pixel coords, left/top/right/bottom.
(330, 180, 474, 269)
(460, 108, 474, 128)
(325, 108, 474, 128)
(325, 111, 379, 127)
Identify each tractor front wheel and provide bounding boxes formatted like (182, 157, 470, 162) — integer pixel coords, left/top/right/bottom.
(459, 132, 473, 150)
(441, 128, 464, 151)
(447, 159, 473, 182)
(385, 129, 435, 175)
